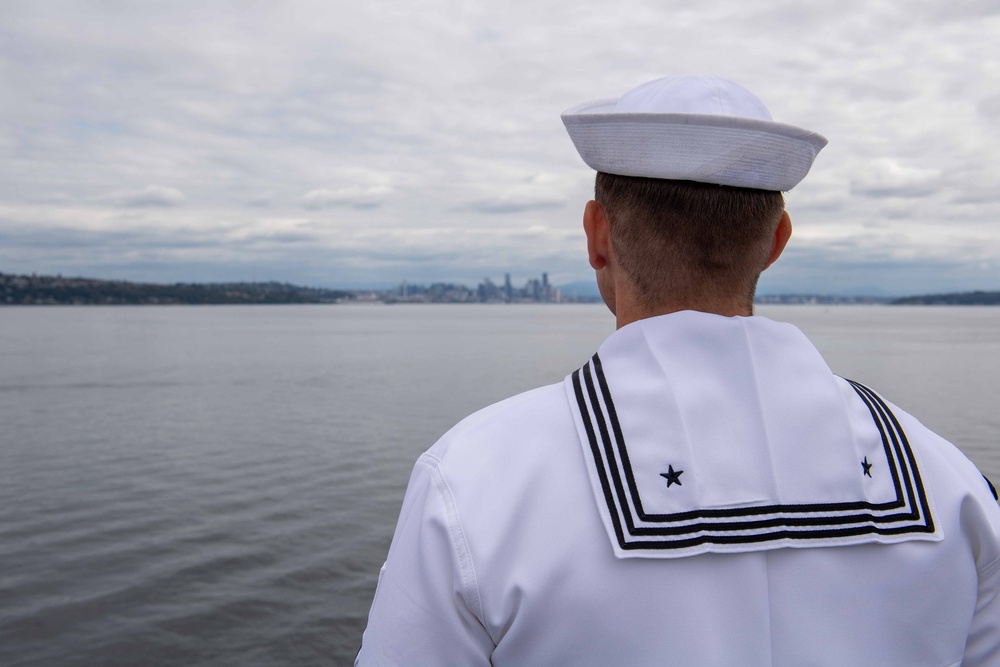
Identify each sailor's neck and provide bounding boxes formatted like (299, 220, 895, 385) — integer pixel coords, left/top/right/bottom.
(614, 301, 754, 329)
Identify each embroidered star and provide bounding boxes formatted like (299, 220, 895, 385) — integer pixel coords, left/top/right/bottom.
(661, 465, 684, 488)
(862, 456, 873, 478)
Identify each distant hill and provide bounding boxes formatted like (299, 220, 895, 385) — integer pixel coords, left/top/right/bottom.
(756, 294, 892, 305)
(557, 280, 601, 299)
(1, 272, 354, 305)
(891, 291, 1000, 305)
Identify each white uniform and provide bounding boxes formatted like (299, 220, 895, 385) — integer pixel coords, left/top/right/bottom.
(356, 311, 1000, 666)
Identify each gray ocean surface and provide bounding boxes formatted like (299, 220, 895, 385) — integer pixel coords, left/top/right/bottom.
(2, 304, 998, 666)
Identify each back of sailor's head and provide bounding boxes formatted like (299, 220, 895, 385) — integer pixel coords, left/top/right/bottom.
(562, 75, 825, 311)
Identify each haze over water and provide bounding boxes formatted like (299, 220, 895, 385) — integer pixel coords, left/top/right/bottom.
(2, 304, 997, 665)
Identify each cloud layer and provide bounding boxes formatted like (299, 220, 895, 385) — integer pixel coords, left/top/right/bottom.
(2, 1, 1000, 294)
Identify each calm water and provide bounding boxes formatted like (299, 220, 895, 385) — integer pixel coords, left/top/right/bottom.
(1, 304, 998, 666)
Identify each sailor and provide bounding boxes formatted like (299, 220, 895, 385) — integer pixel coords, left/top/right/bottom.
(355, 76, 1000, 666)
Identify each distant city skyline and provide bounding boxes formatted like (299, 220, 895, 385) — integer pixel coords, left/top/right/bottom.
(3, 3, 1000, 296)
(386, 271, 599, 303)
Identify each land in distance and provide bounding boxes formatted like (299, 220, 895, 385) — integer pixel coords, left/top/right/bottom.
(3, 272, 999, 306)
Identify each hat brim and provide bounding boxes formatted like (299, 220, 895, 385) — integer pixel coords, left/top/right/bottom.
(562, 99, 828, 191)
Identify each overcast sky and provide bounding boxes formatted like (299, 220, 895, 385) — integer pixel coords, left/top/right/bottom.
(2, 1, 999, 295)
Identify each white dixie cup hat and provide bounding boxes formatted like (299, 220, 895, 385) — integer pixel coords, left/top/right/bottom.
(561, 75, 827, 191)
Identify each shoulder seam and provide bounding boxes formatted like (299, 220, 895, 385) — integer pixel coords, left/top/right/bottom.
(415, 453, 488, 636)
(978, 553, 1000, 585)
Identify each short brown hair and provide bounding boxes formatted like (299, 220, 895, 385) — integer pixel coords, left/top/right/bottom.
(594, 172, 785, 309)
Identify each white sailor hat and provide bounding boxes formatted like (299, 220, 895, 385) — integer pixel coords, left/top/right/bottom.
(561, 75, 827, 191)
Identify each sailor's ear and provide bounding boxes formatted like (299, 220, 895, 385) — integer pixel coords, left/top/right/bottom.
(764, 210, 792, 270)
(584, 200, 611, 271)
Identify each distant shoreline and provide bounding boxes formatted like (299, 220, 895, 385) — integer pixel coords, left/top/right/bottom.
(1, 272, 353, 306)
(0, 272, 600, 305)
(2, 272, 998, 306)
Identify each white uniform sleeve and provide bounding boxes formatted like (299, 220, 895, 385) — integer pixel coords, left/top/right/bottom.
(963, 546, 1000, 664)
(355, 453, 493, 666)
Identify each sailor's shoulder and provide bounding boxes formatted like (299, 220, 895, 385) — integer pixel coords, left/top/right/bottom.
(839, 377, 999, 506)
(425, 381, 573, 463)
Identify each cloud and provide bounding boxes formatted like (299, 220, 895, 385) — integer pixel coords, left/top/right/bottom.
(977, 95, 1000, 118)
(951, 190, 1000, 206)
(301, 185, 393, 210)
(247, 192, 274, 208)
(850, 159, 941, 198)
(461, 195, 565, 215)
(93, 185, 187, 208)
